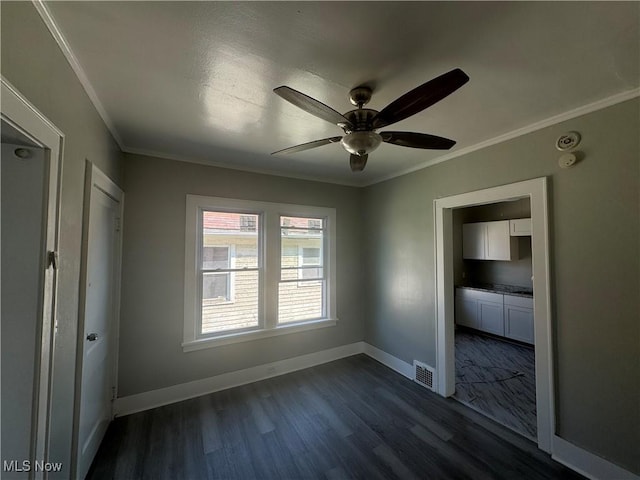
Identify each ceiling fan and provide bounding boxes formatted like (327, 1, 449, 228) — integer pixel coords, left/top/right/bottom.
(272, 68, 469, 172)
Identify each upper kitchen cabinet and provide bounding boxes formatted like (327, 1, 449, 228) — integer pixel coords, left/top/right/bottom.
(509, 218, 532, 236)
(463, 220, 519, 260)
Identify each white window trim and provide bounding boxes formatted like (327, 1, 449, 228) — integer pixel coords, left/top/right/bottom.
(183, 195, 337, 352)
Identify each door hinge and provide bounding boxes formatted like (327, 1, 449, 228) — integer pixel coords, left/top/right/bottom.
(47, 250, 59, 270)
(115, 217, 121, 233)
(111, 386, 116, 401)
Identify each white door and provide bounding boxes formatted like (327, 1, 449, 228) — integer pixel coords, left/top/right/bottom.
(75, 163, 123, 480)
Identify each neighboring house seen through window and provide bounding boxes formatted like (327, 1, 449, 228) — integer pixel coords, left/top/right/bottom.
(202, 246, 232, 302)
(280, 217, 325, 323)
(183, 195, 337, 351)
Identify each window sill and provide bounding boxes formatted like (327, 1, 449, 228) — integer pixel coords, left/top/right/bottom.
(182, 318, 338, 352)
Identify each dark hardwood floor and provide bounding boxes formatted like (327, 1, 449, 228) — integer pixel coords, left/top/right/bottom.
(88, 354, 583, 480)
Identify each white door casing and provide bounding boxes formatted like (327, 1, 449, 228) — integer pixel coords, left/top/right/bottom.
(1, 77, 64, 479)
(73, 162, 123, 480)
(434, 177, 554, 454)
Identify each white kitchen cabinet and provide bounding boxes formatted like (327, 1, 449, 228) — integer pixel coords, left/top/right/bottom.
(456, 288, 534, 344)
(504, 295, 535, 344)
(455, 288, 504, 335)
(463, 220, 518, 260)
(478, 299, 504, 335)
(510, 218, 532, 236)
(455, 292, 481, 329)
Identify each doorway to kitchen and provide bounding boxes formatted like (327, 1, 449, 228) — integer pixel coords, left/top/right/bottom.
(434, 177, 554, 454)
(453, 199, 537, 440)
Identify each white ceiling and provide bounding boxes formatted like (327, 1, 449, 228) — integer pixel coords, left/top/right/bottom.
(43, 1, 639, 186)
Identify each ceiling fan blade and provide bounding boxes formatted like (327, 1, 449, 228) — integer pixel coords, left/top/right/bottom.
(349, 154, 368, 172)
(272, 136, 342, 155)
(381, 131, 456, 150)
(274, 86, 354, 128)
(372, 69, 469, 129)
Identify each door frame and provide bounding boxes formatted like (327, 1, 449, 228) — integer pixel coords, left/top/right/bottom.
(72, 161, 124, 479)
(1, 77, 64, 474)
(434, 177, 554, 453)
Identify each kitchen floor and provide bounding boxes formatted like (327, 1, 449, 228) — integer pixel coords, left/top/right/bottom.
(454, 329, 537, 440)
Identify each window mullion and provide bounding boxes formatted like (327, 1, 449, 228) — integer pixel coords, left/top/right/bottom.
(263, 210, 280, 329)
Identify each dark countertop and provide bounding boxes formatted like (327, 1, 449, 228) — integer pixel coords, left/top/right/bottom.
(456, 283, 533, 298)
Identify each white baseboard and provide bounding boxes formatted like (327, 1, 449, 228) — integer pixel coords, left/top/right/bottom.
(552, 435, 639, 480)
(114, 342, 365, 416)
(363, 343, 414, 379)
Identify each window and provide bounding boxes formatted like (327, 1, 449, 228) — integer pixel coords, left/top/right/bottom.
(279, 217, 325, 323)
(184, 196, 337, 351)
(240, 215, 256, 232)
(200, 212, 259, 335)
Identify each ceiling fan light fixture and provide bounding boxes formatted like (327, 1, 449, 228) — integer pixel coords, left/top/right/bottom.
(341, 131, 382, 156)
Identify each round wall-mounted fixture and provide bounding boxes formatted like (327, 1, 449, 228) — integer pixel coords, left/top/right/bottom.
(559, 152, 577, 168)
(556, 131, 581, 151)
(14, 148, 31, 159)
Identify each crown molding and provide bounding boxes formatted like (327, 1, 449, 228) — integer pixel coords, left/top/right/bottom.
(363, 87, 640, 187)
(32, 0, 125, 149)
(123, 146, 361, 188)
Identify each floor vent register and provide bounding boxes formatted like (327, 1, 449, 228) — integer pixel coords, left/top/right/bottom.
(413, 360, 436, 391)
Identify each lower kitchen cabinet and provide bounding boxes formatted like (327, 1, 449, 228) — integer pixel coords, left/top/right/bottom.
(479, 300, 504, 336)
(504, 295, 535, 344)
(455, 294, 481, 330)
(455, 288, 534, 345)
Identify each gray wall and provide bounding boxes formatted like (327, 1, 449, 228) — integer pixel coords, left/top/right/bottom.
(363, 98, 640, 473)
(1, 3, 124, 477)
(118, 154, 364, 397)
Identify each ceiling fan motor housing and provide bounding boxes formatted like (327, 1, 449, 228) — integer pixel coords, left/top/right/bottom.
(343, 108, 378, 132)
(348, 86, 373, 107)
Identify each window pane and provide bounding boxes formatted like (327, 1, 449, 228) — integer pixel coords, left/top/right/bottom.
(203, 211, 258, 269)
(280, 228, 323, 270)
(280, 216, 324, 229)
(279, 215, 325, 322)
(278, 281, 324, 324)
(302, 247, 320, 263)
(203, 246, 230, 270)
(203, 272, 230, 301)
(202, 270, 259, 334)
(300, 267, 323, 280)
